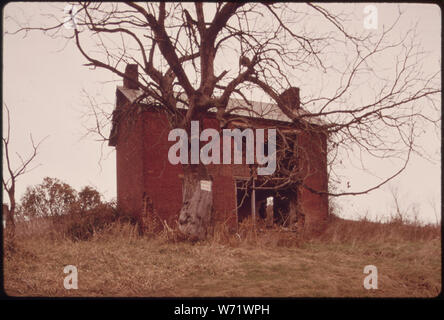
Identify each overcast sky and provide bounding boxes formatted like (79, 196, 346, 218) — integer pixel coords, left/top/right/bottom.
(2, 3, 441, 224)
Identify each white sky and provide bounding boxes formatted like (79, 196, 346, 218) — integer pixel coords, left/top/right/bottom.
(2, 3, 441, 224)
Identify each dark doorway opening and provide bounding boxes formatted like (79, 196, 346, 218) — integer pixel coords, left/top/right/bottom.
(235, 179, 296, 227)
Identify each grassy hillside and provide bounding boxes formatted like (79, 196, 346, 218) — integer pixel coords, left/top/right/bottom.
(3, 215, 441, 297)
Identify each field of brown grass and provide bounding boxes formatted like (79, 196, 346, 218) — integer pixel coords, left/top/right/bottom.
(3, 215, 441, 297)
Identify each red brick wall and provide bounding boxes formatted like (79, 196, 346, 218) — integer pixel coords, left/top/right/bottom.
(137, 111, 238, 228)
(297, 128, 329, 230)
(115, 106, 328, 231)
(202, 117, 239, 227)
(115, 110, 144, 221)
(141, 110, 182, 226)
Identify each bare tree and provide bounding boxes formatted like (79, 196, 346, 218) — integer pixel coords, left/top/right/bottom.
(9, 3, 440, 238)
(388, 184, 405, 224)
(2, 104, 46, 232)
(427, 194, 440, 226)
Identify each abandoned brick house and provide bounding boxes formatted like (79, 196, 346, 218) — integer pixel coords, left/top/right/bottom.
(108, 65, 328, 232)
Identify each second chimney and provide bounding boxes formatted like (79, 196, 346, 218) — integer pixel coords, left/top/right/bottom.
(279, 87, 300, 109)
(123, 64, 139, 89)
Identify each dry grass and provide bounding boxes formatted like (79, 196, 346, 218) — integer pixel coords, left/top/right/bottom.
(3, 214, 441, 297)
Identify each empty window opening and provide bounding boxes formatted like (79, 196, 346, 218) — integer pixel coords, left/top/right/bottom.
(235, 180, 295, 227)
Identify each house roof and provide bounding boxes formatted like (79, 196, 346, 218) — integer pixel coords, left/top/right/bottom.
(116, 86, 326, 126)
(110, 86, 327, 146)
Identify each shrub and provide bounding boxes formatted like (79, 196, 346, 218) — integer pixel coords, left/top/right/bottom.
(16, 177, 126, 240)
(19, 177, 77, 219)
(57, 202, 119, 241)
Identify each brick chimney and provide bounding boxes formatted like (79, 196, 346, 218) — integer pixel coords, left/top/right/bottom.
(123, 64, 139, 89)
(279, 87, 300, 109)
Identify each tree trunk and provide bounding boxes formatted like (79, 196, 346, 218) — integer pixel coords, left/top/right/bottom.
(178, 164, 213, 240)
(6, 189, 16, 233)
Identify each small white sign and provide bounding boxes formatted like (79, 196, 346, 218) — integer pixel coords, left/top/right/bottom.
(200, 180, 212, 192)
(266, 196, 274, 206)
